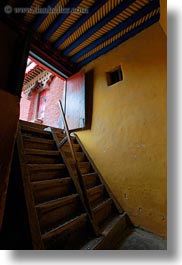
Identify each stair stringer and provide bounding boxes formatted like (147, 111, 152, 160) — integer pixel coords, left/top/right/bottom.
(16, 125, 44, 249)
(74, 134, 123, 214)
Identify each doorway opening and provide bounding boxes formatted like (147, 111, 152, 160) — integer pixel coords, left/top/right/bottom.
(20, 56, 66, 129)
(20, 52, 93, 131)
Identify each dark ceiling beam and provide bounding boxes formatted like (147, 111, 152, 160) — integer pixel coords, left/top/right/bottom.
(54, 0, 108, 49)
(30, 33, 78, 77)
(25, 0, 35, 7)
(16, 0, 34, 7)
(20, 0, 36, 21)
(9, 0, 34, 7)
(43, 0, 83, 41)
(71, 0, 160, 62)
(33, 0, 60, 30)
(1, 0, 34, 24)
(62, 0, 135, 56)
(78, 14, 160, 68)
(30, 43, 75, 78)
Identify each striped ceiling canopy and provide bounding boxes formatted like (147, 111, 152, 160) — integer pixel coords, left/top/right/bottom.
(6, 0, 160, 78)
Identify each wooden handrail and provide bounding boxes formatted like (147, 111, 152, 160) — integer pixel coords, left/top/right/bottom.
(56, 99, 100, 236)
(58, 99, 77, 165)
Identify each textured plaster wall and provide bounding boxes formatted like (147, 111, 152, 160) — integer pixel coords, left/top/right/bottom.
(77, 22, 167, 237)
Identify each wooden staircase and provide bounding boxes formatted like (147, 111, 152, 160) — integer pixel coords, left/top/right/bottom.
(15, 120, 129, 249)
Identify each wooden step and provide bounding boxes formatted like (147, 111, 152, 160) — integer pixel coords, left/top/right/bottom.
(98, 214, 127, 249)
(82, 172, 100, 189)
(64, 151, 85, 163)
(20, 124, 52, 139)
(79, 162, 93, 174)
(62, 143, 80, 152)
(36, 194, 84, 233)
(92, 198, 116, 228)
(27, 164, 68, 181)
(57, 134, 76, 144)
(82, 214, 127, 250)
(19, 120, 50, 130)
(20, 121, 66, 140)
(32, 177, 74, 204)
(87, 184, 107, 208)
(42, 213, 89, 250)
(24, 149, 59, 156)
(100, 213, 126, 236)
(81, 236, 105, 250)
(76, 152, 85, 162)
(23, 135, 56, 150)
(24, 149, 61, 164)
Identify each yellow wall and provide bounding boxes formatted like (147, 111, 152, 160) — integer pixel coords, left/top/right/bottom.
(77, 22, 167, 237)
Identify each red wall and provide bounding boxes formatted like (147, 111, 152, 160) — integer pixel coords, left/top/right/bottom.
(43, 77, 65, 127)
(27, 90, 37, 121)
(19, 91, 31, 121)
(20, 76, 65, 128)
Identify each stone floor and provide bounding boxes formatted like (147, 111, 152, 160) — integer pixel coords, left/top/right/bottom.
(117, 228, 167, 250)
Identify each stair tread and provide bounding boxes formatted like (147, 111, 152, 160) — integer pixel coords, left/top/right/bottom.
(57, 136, 75, 145)
(20, 120, 50, 130)
(27, 164, 66, 170)
(92, 198, 113, 212)
(23, 135, 55, 144)
(21, 124, 51, 136)
(42, 213, 87, 241)
(20, 122, 66, 138)
(81, 236, 105, 250)
(87, 184, 108, 208)
(25, 149, 59, 156)
(28, 164, 68, 182)
(32, 177, 74, 204)
(64, 151, 85, 162)
(64, 151, 83, 154)
(61, 139, 77, 144)
(81, 213, 127, 250)
(82, 172, 97, 177)
(82, 172, 100, 189)
(87, 183, 104, 193)
(79, 161, 90, 166)
(32, 177, 71, 186)
(100, 213, 126, 235)
(35, 193, 79, 209)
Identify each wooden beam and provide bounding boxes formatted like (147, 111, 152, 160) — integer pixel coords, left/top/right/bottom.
(30, 35, 77, 77)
